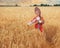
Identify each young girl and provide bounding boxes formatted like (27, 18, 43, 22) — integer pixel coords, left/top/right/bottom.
(28, 7, 44, 32)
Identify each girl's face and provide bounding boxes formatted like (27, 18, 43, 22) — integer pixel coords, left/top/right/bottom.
(35, 10, 40, 16)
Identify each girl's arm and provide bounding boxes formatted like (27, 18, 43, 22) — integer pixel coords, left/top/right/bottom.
(28, 17, 37, 25)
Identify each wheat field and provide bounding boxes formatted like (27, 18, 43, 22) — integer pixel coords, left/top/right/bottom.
(0, 7, 60, 48)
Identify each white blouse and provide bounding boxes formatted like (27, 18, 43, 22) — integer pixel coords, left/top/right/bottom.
(28, 16, 42, 25)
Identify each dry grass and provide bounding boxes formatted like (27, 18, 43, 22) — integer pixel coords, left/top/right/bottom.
(0, 7, 60, 48)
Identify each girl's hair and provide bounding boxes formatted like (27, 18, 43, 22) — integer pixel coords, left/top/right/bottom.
(35, 7, 41, 16)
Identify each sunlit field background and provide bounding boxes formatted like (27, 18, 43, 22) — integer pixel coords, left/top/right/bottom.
(0, 7, 60, 48)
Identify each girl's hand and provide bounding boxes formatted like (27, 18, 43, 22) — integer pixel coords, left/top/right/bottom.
(39, 20, 42, 23)
(39, 20, 44, 24)
(27, 22, 32, 25)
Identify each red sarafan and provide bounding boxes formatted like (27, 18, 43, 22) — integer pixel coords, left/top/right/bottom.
(28, 7, 44, 32)
(35, 17, 44, 32)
